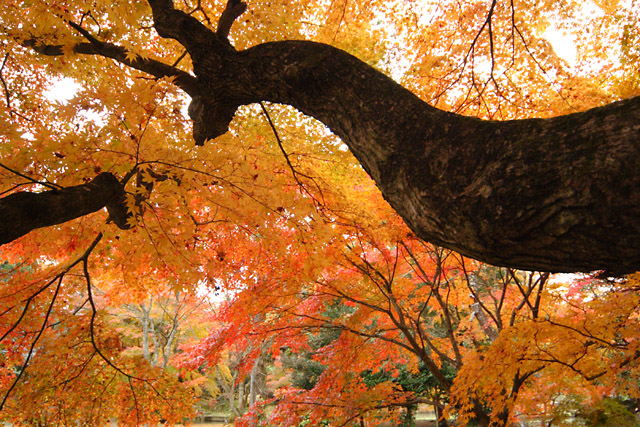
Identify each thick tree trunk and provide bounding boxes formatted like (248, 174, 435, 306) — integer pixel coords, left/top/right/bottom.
(177, 27, 640, 274)
(0, 172, 130, 244)
(145, 0, 640, 274)
(10, 0, 640, 274)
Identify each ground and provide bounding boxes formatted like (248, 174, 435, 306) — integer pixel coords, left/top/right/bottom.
(188, 422, 438, 426)
(188, 421, 438, 426)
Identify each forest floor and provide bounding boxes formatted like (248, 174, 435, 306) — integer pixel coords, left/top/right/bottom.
(185, 411, 439, 426)
(188, 422, 438, 426)
(188, 424, 438, 427)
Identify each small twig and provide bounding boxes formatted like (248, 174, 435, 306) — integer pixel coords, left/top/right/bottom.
(0, 274, 61, 340)
(171, 50, 188, 67)
(0, 183, 44, 196)
(135, 101, 160, 163)
(57, 351, 97, 387)
(332, 0, 349, 43)
(432, 0, 496, 102)
(187, 0, 213, 25)
(259, 102, 326, 206)
(0, 162, 62, 190)
(508, 5, 574, 110)
(128, 378, 141, 425)
(0, 53, 11, 114)
(80, 11, 102, 35)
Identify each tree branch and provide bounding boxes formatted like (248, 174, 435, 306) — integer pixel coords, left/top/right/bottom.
(146, 0, 219, 53)
(0, 54, 11, 114)
(216, 0, 246, 39)
(0, 162, 61, 190)
(0, 172, 131, 245)
(0, 275, 63, 411)
(19, 0, 640, 273)
(23, 35, 198, 95)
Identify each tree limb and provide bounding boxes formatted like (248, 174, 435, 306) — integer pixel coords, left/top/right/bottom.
(18, 0, 640, 274)
(174, 12, 640, 273)
(22, 36, 198, 95)
(0, 172, 131, 244)
(217, 0, 246, 39)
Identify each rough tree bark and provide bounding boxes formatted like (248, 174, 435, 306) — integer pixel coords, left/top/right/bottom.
(149, 0, 640, 275)
(0, 172, 130, 244)
(3, 0, 640, 275)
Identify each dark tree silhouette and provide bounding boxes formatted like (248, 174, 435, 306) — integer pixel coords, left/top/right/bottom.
(2, 0, 640, 274)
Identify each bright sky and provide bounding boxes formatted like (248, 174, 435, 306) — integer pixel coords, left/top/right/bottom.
(44, 77, 80, 103)
(544, 28, 577, 67)
(45, 32, 580, 103)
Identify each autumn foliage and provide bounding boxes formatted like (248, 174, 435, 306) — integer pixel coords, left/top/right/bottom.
(0, 0, 639, 426)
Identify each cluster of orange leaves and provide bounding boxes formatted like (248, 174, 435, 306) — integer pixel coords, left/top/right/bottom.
(0, 0, 638, 425)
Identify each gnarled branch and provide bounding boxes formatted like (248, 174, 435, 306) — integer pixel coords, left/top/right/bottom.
(217, 0, 246, 39)
(17, 0, 640, 274)
(0, 172, 131, 244)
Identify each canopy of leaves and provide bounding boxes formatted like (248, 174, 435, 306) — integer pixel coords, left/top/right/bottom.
(0, 0, 639, 425)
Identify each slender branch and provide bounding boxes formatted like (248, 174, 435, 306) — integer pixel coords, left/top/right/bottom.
(23, 27, 198, 95)
(128, 378, 141, 425)
(83, 239, 171, 406)
(495, 269, 510, 327)
(531, 272, 548, 319)
(318, 279, 390, 315)
(0, 54, 11, 113)
(464, 269, 501, 331)
(431, 0, 496, 103)
(509, 270, 538, 318)
(0, 183, 46, 197)
(0, 275, 63, 410)
(402, 242, 464, 363)
(1, 234, 103, 341)
(331, 0, 349, 43)
(216, 0, 247, 39)
(171, 49, 188, 67)
(259, 102, 326, 206)
(542, 318, 620, 349)
(0, 162, 62, 190)
(344, 256, 453, 389)
(85, 241, 146, 382)
(57, 351, 97, 387)
(0, 276, 59, 341)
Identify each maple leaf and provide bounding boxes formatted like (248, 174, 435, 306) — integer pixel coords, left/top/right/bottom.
(0, 0, 639, 425)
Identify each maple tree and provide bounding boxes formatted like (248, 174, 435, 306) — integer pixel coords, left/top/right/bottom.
(116, 288, 205, 369)
(0, 0, 639, 273)
(189, 189, 640, 426)
(0, 260, 200, 425)
(0, 0, 639, 425)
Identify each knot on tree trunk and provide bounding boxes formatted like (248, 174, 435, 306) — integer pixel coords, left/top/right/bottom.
(95, 173, 133, 230)
(188, 95, 238, 145)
